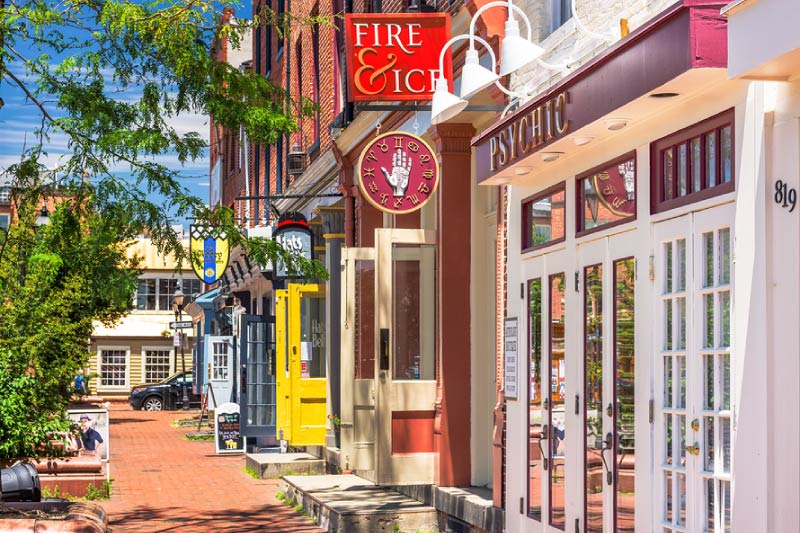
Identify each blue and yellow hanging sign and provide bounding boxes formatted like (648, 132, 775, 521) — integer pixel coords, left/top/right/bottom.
(189, 225, 230, 284)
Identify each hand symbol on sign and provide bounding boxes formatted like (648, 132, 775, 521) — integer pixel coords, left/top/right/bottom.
(381, 148, 412, 197)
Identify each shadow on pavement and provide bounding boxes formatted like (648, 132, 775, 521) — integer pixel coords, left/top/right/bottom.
(109, 504, 324, 533)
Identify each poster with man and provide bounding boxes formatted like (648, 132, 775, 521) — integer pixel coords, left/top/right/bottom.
(67, 409, 110, 462)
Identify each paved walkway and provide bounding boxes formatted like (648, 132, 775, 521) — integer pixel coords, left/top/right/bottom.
(101, 405, 324, 533)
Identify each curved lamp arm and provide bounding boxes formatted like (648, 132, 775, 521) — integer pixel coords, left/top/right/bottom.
(469, 1, 532, 51)
(437, 33, 498, 80)
(571, 0, 614, 42)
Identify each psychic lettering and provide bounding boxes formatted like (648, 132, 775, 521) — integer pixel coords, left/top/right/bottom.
(345, 14, 452, 101)
(489, 92, 570, 172)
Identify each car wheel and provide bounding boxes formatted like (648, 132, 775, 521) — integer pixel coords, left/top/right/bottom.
(143, 396, 163, 411)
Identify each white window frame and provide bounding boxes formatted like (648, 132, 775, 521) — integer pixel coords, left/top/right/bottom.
(140, 345, 174, 384)
(97, 345, 130, 391)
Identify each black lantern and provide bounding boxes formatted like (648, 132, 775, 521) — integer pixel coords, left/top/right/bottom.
(287, 144, 306, 176)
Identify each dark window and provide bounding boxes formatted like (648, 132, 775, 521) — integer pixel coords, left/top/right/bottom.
(254, 2, 262, 75)
(254, 144, 260, 223)
(265, 6, 272, 76)
(311, 22, 320, 146)
(522, 183, 566, 252)
(552, 0, 572, 31)
(265, 146, 271, 196)
(577, 152, 636, 235)
(276, 136, 283, 194)
(276, 0, 285, 58)
(651, 109, 734, 214)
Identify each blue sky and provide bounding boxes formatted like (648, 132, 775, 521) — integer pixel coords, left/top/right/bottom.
(0, 1, 254, 225)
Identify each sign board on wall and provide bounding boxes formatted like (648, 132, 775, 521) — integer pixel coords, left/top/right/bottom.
(345, 13, 452, 101)
(356, 131, 440, 214)
(273, 212, 313, 278)
(504, 318, 519, 400)
(214, 402, 244, 454)
(190, 225, 230, 284)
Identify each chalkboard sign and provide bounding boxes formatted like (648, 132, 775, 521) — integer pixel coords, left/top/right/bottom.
(214, 402, 244, 454)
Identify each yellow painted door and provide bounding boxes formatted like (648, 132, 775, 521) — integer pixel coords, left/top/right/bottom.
(277, 283, 327, 446)
(275, 289, 291, 441)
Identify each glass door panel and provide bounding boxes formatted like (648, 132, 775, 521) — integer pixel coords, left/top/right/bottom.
(584, 265, 604, 533)
(528, 278, 544, 521)
(392, 245, 435, 380)
(614, 258, 636, 533)
(549, 272, 567, 531)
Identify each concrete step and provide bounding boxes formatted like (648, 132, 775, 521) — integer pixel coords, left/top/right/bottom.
(280, 474, 439, 533)
(246, 452, 325, 479)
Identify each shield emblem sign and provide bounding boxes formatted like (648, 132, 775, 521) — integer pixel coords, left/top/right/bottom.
(190, 225, 230, 284)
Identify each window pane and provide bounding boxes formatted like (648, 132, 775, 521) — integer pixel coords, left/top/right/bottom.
(212, 341, 229, 380)
(691, 137, 702, 192)
(706, 478, 716, 533)
(678, 414, 687, 462)
(677, 356, 686, 409)
(665, 299, 673, 350)
(720, 126, 732, 184)
(664, 356, 673, 408)
(721, 354, 731, 410)
(704, 294, 715, 349)
(721, 480, 731, 533)
(704, 232, 715, 287)
(528, 278, 543, 520)
(677, 144, 687, 196)
(355, 260, 375, 379)
(706, 132, 717, 187)
(549, 273, 566, 530)
(663, 148, 674, 200)
(705, 354, 715, 410)
(704, 417, 715, 471)
(719, 291, 730, 348)
(579, 157, 636, 232)
(677, 239, 686, 292)
(665, 471, 673, 522)
(665, 242, 673, 294)
(136, 279, 156, 310)
(721, 417, 731, 473)
(677, 297, 686, 350)
(719, 228, 731, 284)
(677, 472, 687, 526)
(524, 188, 565, 249)
(665, 415, 673, 464)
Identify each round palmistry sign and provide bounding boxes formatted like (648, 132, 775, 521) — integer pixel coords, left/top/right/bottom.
(356, 131, 439, 214)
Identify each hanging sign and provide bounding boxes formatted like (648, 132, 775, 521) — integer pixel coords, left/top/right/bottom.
(273, 212, 312, 279)
(345, 13, 452, 101)
(190, 225, 230, 284)
(504, 317, 519, 400)
(356, 131, 440, 214)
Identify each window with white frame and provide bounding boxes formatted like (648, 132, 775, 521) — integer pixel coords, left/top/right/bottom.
(211, 340, 230, 380)
(143, 348, 172, 383)
(99, 348, 128, 388)
(134, 277, 201, 311)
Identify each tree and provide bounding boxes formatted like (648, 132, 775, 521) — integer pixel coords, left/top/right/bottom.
(0, 0, 327, 458)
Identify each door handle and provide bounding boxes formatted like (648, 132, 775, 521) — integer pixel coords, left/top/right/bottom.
(600, 432, 613, 486)
(538, 424, 549, 470)
(380, 328, 389, 371)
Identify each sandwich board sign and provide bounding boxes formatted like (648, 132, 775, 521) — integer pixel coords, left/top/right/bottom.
(214, 402, 244, 454)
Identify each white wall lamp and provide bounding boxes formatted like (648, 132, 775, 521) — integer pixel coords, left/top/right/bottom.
(430, 0, 545, 125)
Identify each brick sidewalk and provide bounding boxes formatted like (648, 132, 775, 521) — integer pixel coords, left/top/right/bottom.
(101, 406, 324, 533)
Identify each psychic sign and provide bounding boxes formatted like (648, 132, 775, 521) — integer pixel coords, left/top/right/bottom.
(344, 13, 452, 101)
(356, 131, 440, 214)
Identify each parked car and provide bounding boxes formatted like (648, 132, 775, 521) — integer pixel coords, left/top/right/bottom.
(128, 371, 201, 411)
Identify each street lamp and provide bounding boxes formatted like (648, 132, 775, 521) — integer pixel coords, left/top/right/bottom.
(172, 284, 190, 410)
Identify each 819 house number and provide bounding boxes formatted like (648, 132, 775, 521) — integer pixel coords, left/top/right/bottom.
(775, 179, 797, 212)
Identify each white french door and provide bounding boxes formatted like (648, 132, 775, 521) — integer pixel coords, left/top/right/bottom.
(654, 204, 734, 533)
(577, 232, 638, 533)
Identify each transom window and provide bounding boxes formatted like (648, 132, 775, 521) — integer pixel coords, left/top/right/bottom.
(135, 277, 201, 311)
(100, 349, 127, 388)
(577, 153, 637, 235)
(522, 183, 566, 252)
(651, 109, 734, 214)
(143, 348, 172, 383)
